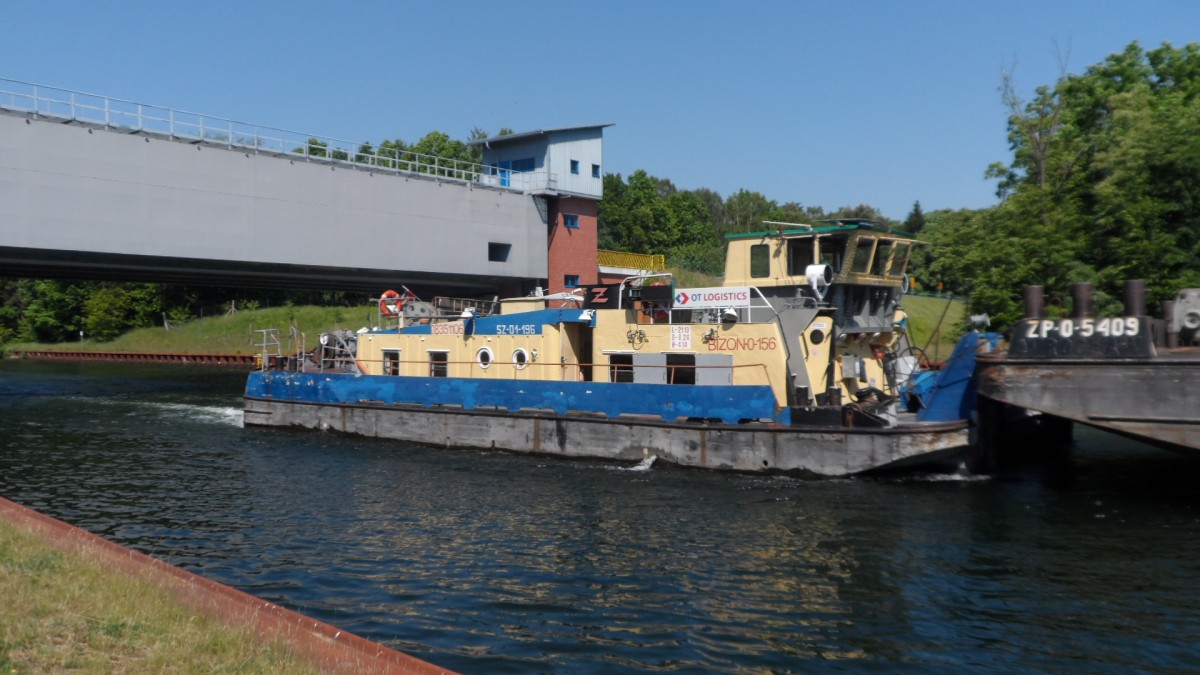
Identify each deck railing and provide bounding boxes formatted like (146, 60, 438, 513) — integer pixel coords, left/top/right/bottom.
(597, 250, 667, 271)
(0, 77, 556, 193)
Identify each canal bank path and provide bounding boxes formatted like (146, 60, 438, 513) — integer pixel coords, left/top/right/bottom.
(0, 496, 452, 674)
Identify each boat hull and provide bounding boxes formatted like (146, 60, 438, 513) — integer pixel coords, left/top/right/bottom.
(243, 394, 969, 478)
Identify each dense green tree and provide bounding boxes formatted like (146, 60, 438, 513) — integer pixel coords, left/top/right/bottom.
(976, 40, 1200, 321)
(723, 189, 775, 235)
(84, 283, 163, 341)
(827, 204, 891, 223)
(16, 280, 92, 343)
(690, 188, 726, 232)
(903, 201, 926, 233)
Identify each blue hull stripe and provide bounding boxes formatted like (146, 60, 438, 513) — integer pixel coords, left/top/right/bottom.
(246, 371, 788, 425)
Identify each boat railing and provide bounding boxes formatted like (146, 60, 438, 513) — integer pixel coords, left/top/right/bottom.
(357, 356, 775, 388)
(253, 328, 282, 372)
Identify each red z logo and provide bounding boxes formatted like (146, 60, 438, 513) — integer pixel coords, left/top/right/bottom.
(591, 287, 609, 303)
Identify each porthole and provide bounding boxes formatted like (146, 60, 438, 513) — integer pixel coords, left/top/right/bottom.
(476, 347, 494, 369)
(513, 348, 529, 370)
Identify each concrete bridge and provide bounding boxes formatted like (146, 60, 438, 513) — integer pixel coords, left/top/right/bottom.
(0, 80, 583, 296)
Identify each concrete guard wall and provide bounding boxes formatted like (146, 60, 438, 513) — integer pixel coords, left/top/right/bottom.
(0, 113, 547, 289)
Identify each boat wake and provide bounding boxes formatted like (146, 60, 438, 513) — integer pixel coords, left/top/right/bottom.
(891, 465, 991, 483)
(143, 402, 244, 428)
(624, 455, 657, 472)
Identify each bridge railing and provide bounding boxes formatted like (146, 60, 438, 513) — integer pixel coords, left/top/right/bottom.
(0, 77, 557, 193)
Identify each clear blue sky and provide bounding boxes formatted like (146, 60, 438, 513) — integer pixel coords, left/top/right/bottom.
(3, 1, 1196, 220)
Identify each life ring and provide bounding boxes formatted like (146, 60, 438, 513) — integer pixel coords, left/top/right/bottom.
(379, 289, 404, 317)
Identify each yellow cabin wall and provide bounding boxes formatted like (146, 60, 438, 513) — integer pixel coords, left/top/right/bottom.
(356, 324, 569, 381)
(590, 311, 790, 405)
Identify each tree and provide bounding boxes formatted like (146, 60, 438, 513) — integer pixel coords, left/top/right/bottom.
(903, 201, 926, 233)
(690, 188, 726, 231)
(984, 41, 1200, 311)
(723, 189, 775, 235)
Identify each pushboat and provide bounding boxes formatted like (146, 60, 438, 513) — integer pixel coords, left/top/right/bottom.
(244, 221, 991, 477)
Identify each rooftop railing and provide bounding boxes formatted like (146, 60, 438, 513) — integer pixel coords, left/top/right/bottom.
(597, 250, 667, 271)
(0, 78, 557, 194)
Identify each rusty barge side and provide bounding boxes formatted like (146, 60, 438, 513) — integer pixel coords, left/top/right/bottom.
(972, 281, 1200, 470)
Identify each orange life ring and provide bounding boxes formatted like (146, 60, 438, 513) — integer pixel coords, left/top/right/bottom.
(379, 289, 403, 317)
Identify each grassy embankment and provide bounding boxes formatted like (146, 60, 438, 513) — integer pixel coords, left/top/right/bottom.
(4, 305, 378, 357)
(3, 289, 968, 360)
(0, 520, 322, 673)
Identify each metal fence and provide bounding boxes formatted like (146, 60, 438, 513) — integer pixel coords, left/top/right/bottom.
(0, 77, 556, 193)
(597, 250, 667, 271)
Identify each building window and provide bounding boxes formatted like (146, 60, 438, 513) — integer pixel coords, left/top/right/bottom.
(570, 159, 579, 174)
(488, 242, 511, 262)
(564, 275, 579, 288)
(592, 163, 600, 178)
(750, 244, 771, 278)
(564, 214, 579, 229)
(429, 351, 448, 377)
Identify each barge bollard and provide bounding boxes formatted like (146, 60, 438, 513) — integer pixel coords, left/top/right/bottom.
(1024, 285, 1044, 319)
(1071, 282, 1094, 319)
(1124, 279, 1147, 316)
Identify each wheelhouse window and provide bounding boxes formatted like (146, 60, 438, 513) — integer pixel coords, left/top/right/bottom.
(750, 244, 770, 278)
(428, 351, 448, 377)
(888, 242, 912, 276)
(787, 238, 816, 276)
(851, 238, 876, 274)
(609, 354, 634, 383)
(819, 235, 846, 273)
(871, 240, 894, 276)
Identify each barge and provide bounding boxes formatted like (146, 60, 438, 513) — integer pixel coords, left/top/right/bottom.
(974, 282, 1200, 469)
(244, 221, 988, 477)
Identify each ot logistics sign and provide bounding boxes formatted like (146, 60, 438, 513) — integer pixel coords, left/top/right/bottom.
(673, 286, 752, 309)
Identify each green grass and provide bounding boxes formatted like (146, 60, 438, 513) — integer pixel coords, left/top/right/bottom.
(5, 305, 377, 356)
(0, 520, 322, 674)
(668, 267, 723, 289)
(900, 294, 968, 362)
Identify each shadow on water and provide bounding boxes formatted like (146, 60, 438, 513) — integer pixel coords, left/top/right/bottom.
(3, 360, 1200, 673)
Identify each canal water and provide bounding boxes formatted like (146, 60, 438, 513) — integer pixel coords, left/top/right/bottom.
(2, 360, 1198, 673)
